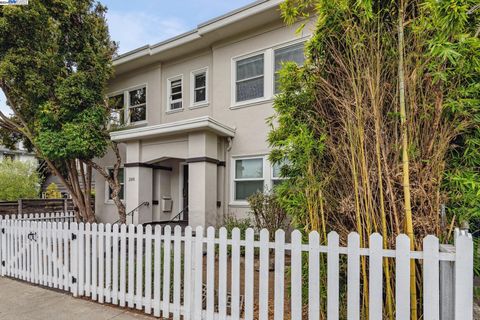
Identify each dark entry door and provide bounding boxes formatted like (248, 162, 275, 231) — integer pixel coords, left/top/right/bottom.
(182, 164, 189, 221)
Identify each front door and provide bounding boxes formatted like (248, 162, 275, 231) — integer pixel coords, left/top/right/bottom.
(182, 164, 189, 221)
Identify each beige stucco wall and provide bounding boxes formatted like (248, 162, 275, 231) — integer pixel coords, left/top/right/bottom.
(96, 16, 315, 225)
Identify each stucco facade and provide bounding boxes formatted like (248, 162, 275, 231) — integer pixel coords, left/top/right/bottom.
(95, 0, 314, 226)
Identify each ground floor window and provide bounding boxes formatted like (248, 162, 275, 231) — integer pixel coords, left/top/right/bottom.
(107, 168, 124, 201)
(232, 156, 289, 203)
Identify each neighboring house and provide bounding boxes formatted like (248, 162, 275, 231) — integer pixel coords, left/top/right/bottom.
(95, 0, 313, 226)
(0, 143, 37, 163)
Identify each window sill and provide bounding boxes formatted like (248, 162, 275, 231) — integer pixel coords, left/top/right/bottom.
(104, 200, 125, 205)
(166, 108, 184, 115)
(188, 102, 209, 110)
(229, 201, 250, 208)
(229, 98, 273, 110)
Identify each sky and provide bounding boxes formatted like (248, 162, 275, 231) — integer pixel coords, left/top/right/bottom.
(0, 0, 255, 116)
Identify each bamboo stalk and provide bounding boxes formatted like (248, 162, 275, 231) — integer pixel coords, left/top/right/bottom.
(397, 0, 417, 318)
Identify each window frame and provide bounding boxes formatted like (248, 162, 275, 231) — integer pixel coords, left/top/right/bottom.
(105, 167, 125, 203)
(190, 67, 209, 108)
(167, 75, 184, 113)
(107, 83, 148, 126)
(127, 86, 147, 123)
(231, 156, 266, 204)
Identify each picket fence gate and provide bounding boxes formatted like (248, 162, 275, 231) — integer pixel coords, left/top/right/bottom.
(0, 218, 474, 320)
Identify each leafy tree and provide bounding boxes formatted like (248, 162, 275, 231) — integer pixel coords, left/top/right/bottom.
(0, 159, 40, 201)
(0, 0, 126, 222)
(45, 182, 61, 199)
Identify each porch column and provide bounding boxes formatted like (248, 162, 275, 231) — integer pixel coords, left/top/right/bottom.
(125, 141, 153, 225)
(187, 132, 218, 227)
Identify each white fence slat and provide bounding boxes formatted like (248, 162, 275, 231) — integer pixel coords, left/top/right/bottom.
(173, 226, 182, 319)
(105, 224, 112, 304)
(274, 229, 285, 320)
(206, 226, 215, 320)
(162, 225, 172, 317)
(423, 235, 439, 320)
(78, 223, 85, 295)
(127, 224, 135, 308)
(395, 234, 410, 320)
(52, 222, 58, 288)
(153, 225, 162, 318)
(259, 229, 270, 320)
(91, 223, 98, 300)
(454, 234, 473, 320)
(369, 233, 383, 320)
(1, 219, 6, 276)
(183, 226, 193, 320)
(33, 222, 40, 284)
(308, 231, 320, 320)
(327, 232, 340, 320)
(41, 222, 47, 286)
(85, 223, 92, 297)
(231, 228, 241, 319)
(244, 228, 255, 320)
(144, 225, 153, 315)
(112, 224, 120, 305)
(193, 226, 203, 320)
(135, 224, 144, 310)
(46, 222, 52, 287)
(98, 223, 105, 304)
(291, 230, 303, 320)
(347, 232, 360, 320)
(218, 227, 228, 319)
(70, 222, 79, 297)
(63, 222, 69, 291)
(119, 224, 127, 307)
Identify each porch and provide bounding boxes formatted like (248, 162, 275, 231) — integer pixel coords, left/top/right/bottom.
(110, 116, 236, 228)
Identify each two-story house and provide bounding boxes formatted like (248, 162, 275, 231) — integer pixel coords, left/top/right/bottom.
(95, 0, 313, 226)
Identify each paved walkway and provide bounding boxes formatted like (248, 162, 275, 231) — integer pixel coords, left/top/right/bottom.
(0, 277, 154, 320)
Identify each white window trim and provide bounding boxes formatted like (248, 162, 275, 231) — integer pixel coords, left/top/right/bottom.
(104, 167, 125, 204)
(107, 83, 148, 126)
(190, 67, 209, 109)
(167, 75, 184, 113)
(231, 51, 272, 108)
(230, 154, 280, 206)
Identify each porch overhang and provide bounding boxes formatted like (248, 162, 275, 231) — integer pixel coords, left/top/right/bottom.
(110, 116, 236, 142)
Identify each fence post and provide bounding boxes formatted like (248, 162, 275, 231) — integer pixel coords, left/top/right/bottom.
(63, 199, 68, 215)
(454, 234, 473, 320)
(439, 244, 455, 320)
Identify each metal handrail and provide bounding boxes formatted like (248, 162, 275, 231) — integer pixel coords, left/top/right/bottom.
(113, 201, 149, 224)
(167, 206, 188, 223)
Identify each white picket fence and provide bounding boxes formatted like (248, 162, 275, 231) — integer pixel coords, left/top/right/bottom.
(0, 211, 76, 223)
(0, 219, 474, 320)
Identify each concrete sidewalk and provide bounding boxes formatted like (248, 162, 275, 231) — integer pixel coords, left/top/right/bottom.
(0, 277, 154, 320)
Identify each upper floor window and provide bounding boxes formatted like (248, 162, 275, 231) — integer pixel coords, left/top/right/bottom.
(274, 42, 305, 93)
(168, 77, 183, 111)
(128, 87, 146, 122)
(192, 69, 207, 105)
(109, 94, 125, 126)
(235, 54, 264, 102)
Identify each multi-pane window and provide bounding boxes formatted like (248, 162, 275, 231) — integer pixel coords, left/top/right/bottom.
(235, 54, 264, 102)
(234, 158, 264, 201)
(129, 87, 146, 123)
(193, 71, 207, 104)
(108, 168, 124, 200)
(274, 42, 305, 93)
(169, 78, 183, 110)
(109, 94, 125, 126)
